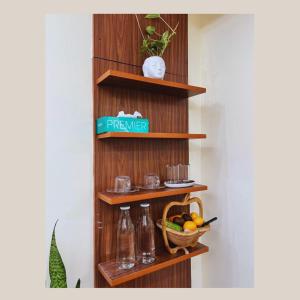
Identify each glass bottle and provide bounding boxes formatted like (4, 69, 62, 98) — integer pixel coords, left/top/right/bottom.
(116, 206, 135, 269)
(136, 203, 156, 264)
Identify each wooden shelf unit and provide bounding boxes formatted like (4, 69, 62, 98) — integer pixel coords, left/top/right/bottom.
(97, 132, 206, 140)
(98, 243, 209, 287)
(93, 14, 208, 288)
(98, 184, 208, 205)
(96, 70, 206, 98)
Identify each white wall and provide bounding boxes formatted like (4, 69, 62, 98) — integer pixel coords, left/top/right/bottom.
(189, 14, 254, 287)
(45, 14, 93, 288)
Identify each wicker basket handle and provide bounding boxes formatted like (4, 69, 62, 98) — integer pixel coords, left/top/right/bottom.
(161, 193, 204, 254)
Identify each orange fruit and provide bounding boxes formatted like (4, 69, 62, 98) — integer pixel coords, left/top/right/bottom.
(190, 212, 199, 220)
(183, 221, 197, 232)
(193, 216, 204, 227)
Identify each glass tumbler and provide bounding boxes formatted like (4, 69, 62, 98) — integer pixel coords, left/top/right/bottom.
(172, 165, 180, 183)
(144, 173, 160, 189)
(166, 164, 173, 183)
(183, 164, 190, 181)
(179, 164, 190, 181)
(178, 163, 185, 182)
(114, 176, 131, 192)
(166, 164, 179, 183)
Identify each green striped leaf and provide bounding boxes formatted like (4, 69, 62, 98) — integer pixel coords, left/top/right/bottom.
(49, 220, 67, 288)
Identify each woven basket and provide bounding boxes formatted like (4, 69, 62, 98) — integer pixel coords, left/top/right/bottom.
(157, 194, 210, 254)
(156, 220, 209, 247)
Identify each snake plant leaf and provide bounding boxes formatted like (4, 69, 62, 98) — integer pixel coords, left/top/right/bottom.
(146, 25, 155, 35)
(49, 220, 67, 288)
(145, 14, 160, 19)
(75, 279, 81, 288)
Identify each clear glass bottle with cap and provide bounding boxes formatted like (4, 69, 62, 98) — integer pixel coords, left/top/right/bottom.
(116, 206, 135, 269)
(136, 203, 156, 264)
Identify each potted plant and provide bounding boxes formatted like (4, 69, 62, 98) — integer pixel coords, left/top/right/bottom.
(135, 14, 179, 80)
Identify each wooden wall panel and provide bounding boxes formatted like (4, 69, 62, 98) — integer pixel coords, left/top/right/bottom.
(93, 14, 188, 81)
(93, 14, 190, 288)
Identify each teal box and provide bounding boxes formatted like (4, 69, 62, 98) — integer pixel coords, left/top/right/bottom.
(96, 116, 149, 134)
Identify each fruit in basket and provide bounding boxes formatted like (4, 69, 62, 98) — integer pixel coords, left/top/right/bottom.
(169, 215, 181, 222)
(165, 220, 183, 232)
(181, 213, 193, 222)
(173, 216, 185, 227)
(193, 216, 204, 227)
(190, 212, 199, 220)
(183, 221, 197, 232)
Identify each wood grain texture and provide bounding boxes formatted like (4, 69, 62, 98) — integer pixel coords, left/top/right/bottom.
(93, 14, 198, 288)
(98, 243, 209, 287)
(97, 132, 206, 139)
(98, 184, 208, 205)
(93, 14, 188, 79)
(96, 70, 206, 97)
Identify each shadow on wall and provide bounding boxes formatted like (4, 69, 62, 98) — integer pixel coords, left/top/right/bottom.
(189, 14, 224, 30)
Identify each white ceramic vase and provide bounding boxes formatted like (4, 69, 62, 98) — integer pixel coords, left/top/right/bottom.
(142, 56, 166, 80)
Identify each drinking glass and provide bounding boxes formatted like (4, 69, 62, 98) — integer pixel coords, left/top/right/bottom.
(166, 164, 178, 183)
(144, 173, 160, 189)
(166, 164, 189, 183)
(166, 165, 173, 183)
(114, 176, 131, 192)
(179, 164, 189, 181)
(178, 164, 185, 182)
(183, 164, 190, 181)
(172, 165, 179, 183)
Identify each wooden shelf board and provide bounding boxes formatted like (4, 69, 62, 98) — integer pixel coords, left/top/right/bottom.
(97, 132, 206, 140)
(96, 70, 206, 97)
(98, 242, 209, 287)
(98, 184, 208, 205)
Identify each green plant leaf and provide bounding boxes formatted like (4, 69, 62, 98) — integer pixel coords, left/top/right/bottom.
(146, 25, 155, 35)
(161, 31, 169, 42)
(151, 40, 164, 49)
(141, 39, 149, 52)
(145, 14, 160, 19)
(75, 279, 81, 288)
(49, 220, 67, 288)
(140, 39, 153, 56)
